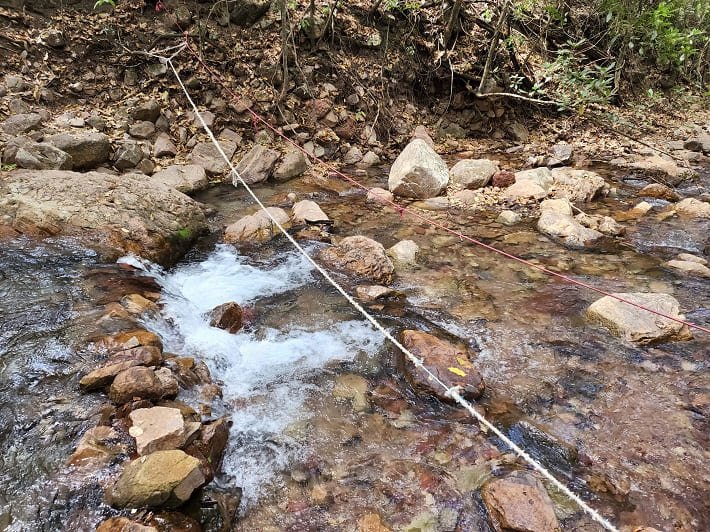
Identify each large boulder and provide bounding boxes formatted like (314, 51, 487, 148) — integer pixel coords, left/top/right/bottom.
(449, 159, 498, 189)
(398, 330, 485, 402)
(107, 450, 205, 509)
(514, 167, 554, 192)
(587, 293, 692, 344)
(7, 139, 73, 170)
(550, 167, 608, 202)
(0, 170, 207, 265)
(234, 144, 280, 185)
(224, 207, 291, 243)
(273, 149, 308, 182)
(482, 473, 561, 532)
(151, 165, 208, 194)
(388, 139, 449, 198)
(129, 406, 200, 456)
(1, 113, 43, 135)
(319, 235, 394, 284)
(45, 131, 111, 169)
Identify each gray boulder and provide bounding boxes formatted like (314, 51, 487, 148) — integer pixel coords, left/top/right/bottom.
(1, 113, 43, 135)
(273, 149, 308, 182)
(388, 139, 449, 198)
(151, 165, 208, 194)
(45, 131, 111, 169)
(114, 142, 145, 170)
(234, 144, 280, 185)
(189, 132, 239, 175)
(449, 159, 498, 189)
(7, 138, 73, 170)
(550, 168, 608, 202)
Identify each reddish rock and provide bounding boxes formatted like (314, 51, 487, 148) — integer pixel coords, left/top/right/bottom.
(97, 517, 158, 532)
(185, 417, 230, 481)
(305, 99, 332, 121)
(80, 346, 163, 391)
(109, 366, 166, 404)
(97, 329, 163, 352)
(208, 302, 243, 334)
(399, 330, 485, 402)
(334, 116, 358, 140)
(492, 170, 515, 188)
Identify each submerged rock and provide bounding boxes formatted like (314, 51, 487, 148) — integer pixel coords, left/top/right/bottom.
(482, 472, 561, 532)
(388, 139, 449, 198)
(399, 330, 485, 402)
(208, 301, 243, 333)
(129, 406, 200, 456)
(67, 426, 122, 468)
(587, 292, 692, 344)
(107, 450, 205, 509)
(224, 207, 291, 243)
(639, 183, 681, 202)
(319, 235, 394, 284)
(0, 170, 207, 266)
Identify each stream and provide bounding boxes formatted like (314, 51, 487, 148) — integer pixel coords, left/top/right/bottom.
(0, 163, 708, 531)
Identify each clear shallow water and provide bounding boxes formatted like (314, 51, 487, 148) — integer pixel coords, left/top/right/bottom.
(123, 245, 387, 506)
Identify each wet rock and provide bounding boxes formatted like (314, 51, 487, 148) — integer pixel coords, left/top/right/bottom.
(96, 517, 158, 532)
(546, 142, 573, 166)
(355, 285, 400, 302)
(292, 199, 329, 225)
(185, 417, 230, 482)
(497, 210, 521, 226)
(673, 198, 710, 218)
(114, 142, 145, 170)
(587, 292, 692, 344)
(627, 154, 694, 185)
(1, 113, 43, 135)
(388, 139, 449, 199)
(12, 140, 73, 170)
(130, 121, 156, 139)
(319, 235, 394, 284)
(234, 144, 280, 184)
(109, 366, 166, 404)
(399, 330, 485, 402)
(67, 426, 121, 468)
(224, 207, 291, 243)
(131, 100, 162, 123)
(449, 159, 498, 189)
(153, 133, 177, 158)
(515, 167, 554, 192)
(538, 200, 603, 248)
(121, 294, 158, 317)
(0, 170, 206, 264)
(273, 149, 308, 182)
(107, 450, 205, 509)
(208, 301, 243, 333)
(333, 373, 369, 411)
(550, 168, 608, 202)
(129, 406, 200, 456)
(366, 187, 393, 204)
(639, 183, 681, 202)
(155, 367, 179, 398)
(502, 180, 548, 201)
(387, 240, 419, 267)
(80, 346, 162, 391)
(99, 330, 163, 351)
(189, 134, 239, 176)
(492, 170, 515, 188)
(509, 420, 578, 468)
(482, 472, 561, 532)
(45, 131, 111, 169)
(151, 165, 208, 194)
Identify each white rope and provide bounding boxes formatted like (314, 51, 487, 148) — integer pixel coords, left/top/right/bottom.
(160, 51, 619, 532)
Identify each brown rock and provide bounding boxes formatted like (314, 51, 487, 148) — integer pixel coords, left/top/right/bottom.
(399, 330, 485, 402)
(492, 170, 515, 188)
(121, 293, 159, 315)
(639, 183, 681, 202)
(482, 473, 561, 532)
(155, 367, 179, 398)
(109, 366, 165, 404)
(185, 417, 230, 481)
(80, 346, 163, 391)
(224, 207, 291, 243)
(98, 329, 163, 351)
(129, 406, 200, 456)
(208, 302, 243, 333)
(305, 99, 332, 121)
(358, 512, 391, 532)
(319, 235, 394, 284)
(97, 517, 158, 532)
(67, 426, 122, 468)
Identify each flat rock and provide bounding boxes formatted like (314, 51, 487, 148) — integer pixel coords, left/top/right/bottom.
(482, 473, 561, 532)
(550, 168, 607, 202)
(1, 113, 43, 135)
(129, 406, 200, 456)
(388, 139, 449, 199)
(224, 207, 291, 243)
(639, 183, 681, 202)
(627, 154, 694, 185)
(664, 259, 710, 277)
(502, 180, 548, 201)
(292, 199, 329, 224)
(234, 144, 280, 184)
(399, 330, 485, 402)
(208, 301, 243, 333)
(355, 285, 400, 302)
(449, 159, 498, 189)
(273, 149, 308, 182)
(319, 235, 394, 284)
(129, 121, 156, 139)
(67, 426, 121, 468)
(45, 131, 111, 169)
(0, 170, 206, 265)
(673, 198, 710, 218)
(537, 211, 603, 249)
(151, 165, 208, 194)
(514, 167, 554, 192)
(587, 292, 692, 344)
(189, 134, 239, 175)
(107, 449, 205, 509)
(12, 140, 73, 170)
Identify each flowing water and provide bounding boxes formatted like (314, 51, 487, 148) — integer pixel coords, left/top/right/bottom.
(0, 163, 708, 531)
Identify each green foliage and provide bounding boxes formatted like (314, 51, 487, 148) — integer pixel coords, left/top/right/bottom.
(0, 163, 17, 171)
(93, 0, 116, 8)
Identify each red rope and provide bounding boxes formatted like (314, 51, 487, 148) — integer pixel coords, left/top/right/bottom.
(175, 36, 710, 336)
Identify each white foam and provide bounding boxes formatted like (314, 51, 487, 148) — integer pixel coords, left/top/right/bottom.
(130, 245, 385, 506)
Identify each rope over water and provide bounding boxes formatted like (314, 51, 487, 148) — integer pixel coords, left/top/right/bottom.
(153, 46, 620, 532)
